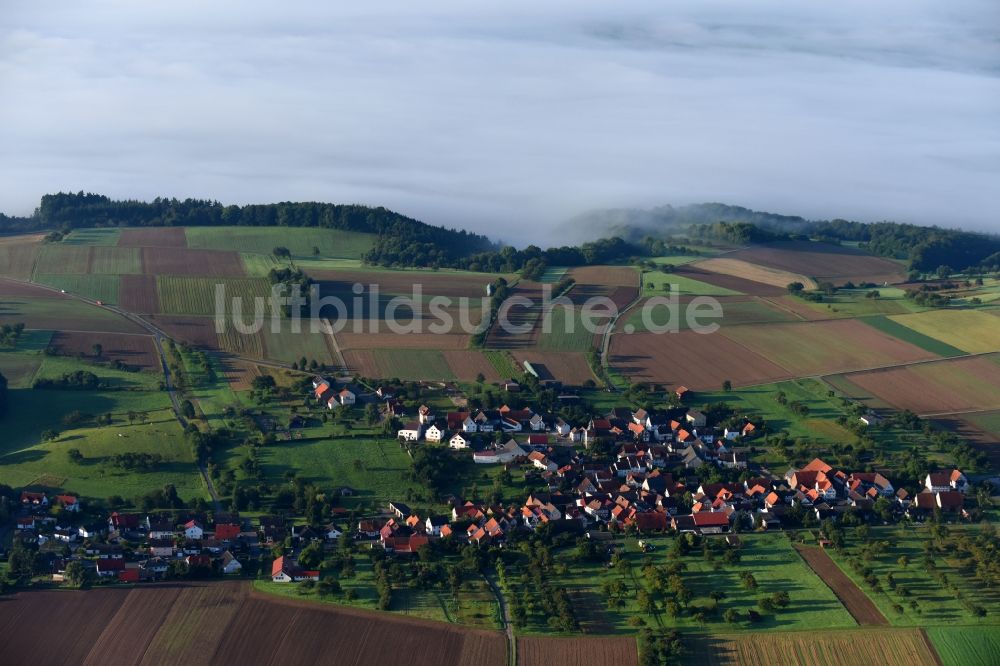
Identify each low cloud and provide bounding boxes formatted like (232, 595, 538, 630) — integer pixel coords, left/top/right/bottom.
(1, 0, 998, 242)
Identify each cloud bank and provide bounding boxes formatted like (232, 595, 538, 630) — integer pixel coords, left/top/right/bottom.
(1, 0, 998, 243)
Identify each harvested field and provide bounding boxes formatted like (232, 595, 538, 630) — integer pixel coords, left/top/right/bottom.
(0, 242, 40, 280)
(49, 331, 160, 370)
(119, 274, 161, 313)
(147, 315, 220, 348)
(566, 265, 640, 309)
(0, 583, 507, 666)
(685, 628, 939, 666)
(217, 321, 265, 358)
(518, 636, 637, 666)
(695, 257, 818, 291)
(836, 355, 1000, 415)
(795, 545, 887, 625)
(625, 295, 797, 333)
(89, 246, 143, 274)
(118, 227, 188, 247)
(721, 319, 936, 376)
(443, 350, 502, 382)
(336, 331, 471, 350)
(344, 349, 380, 377)
(609, 329, 789, 390)
(511, 350, 596, 385)
(888, 310, 1000, 354)
(724, 241, 908, 285)
(218, 356, 261, 391)
(675, 264, 786, 296)
(34, 244, 92, 274)
(143, 247, 245, 277)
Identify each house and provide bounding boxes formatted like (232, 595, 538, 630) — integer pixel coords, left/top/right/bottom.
(741, 423, 757, 438)
(55, 495, 80, 512)
(449, 432, 471, 450)
(108, 512, 145, 532)
(334, 389, 356, 407)
(692, 511, 730, 534)
(425, 515, 450, 537)
(271, 556, 319, 582)
(418, 405, 434, 424)
(183, 520, 205, 540)
(685, 410, 706, 428)
(221, 551, 243, 574)
(425, 424, 445, 443)
(397, 421, 423, 442)
(925, 470, 967, 493)
(214, 522, 242, 542)
(859, 412, 882, 427)
(96, 558, 125, 577)
(675, 386, 690, 400)
(553, 418, 571, 437)
(313, 378, 331, 400)
(20, 491, 48, 507)
(149, 538, 175, 557)
(324, 524, 343, 540)
(390, 501, 413, 519)
(528, 451, 557, 472)
(473, 439, 527, 464)
(529, 414, 546, 431)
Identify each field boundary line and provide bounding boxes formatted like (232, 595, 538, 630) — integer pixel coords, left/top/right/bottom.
(918, 628, 945, 666)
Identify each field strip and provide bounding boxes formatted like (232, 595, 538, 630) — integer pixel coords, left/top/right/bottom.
(918, 629, 945, 666)
(795, 545, 887, 626)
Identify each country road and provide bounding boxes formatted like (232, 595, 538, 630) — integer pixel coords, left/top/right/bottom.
(483, 571, 516, 666)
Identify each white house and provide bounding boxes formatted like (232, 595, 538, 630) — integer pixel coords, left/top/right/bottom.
(397, 421, 423, 442)
(473, 439, 527, 464)
(925, 470, 968, 493)
(449, 433, 471, 450)
(183, 520, 204, 540)
(324, 525, 343, 540)
(685, 410, 707, 428)
(338, 389, 356, 406)
(553, 418, 571, 437)
(528, 451, 557, 472)
(221, 551, 243, 575)
(425, 424, 445, 443)
(529, 414, 546, 432)
(501, 417, 522, 432)
(425, 516, 449, 536)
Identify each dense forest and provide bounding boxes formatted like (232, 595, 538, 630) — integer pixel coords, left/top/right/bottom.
(2, 193, 998, 274)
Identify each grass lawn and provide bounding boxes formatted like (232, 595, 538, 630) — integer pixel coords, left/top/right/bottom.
(0, 330, 51, 387)
(825, 525, 1000, 627)
(36, 354, 164, 391)
(861, 315, 967, 357)
(371, 349, 455, 381)
(888, 310, 1000, 354)
(642, 271, 743, 296)
(650, 254, 705, 266)
(63, 228, 123, 245)
(514, 532, 855, 635)
(34, 274, 121, 304)
(926, 626, 1000, 666)
(185, 227, 375, 259)
(0, 411, 207, 502)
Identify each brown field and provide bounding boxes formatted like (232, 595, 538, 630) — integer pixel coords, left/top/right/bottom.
(118, 227, 188, 247)
(486, 281, 545, 349)
(141, 247, 245, 277)
(836, 355, 1000, 415)
(147, 315, 221, 348)
(49, 331, 160, 370)
(0, 583, 506, 666)
(721, 319, 936, 377)
(795, 545, 887, 625)
(343, 348, 380, 377)
(610, 329, 789, 390)
(309, 269, 496, 299)
(725, 241, 908, 285)
(512, 350, 596, 385)
(675, 265, 787, 296)
(685, 628, 939, 666)
(566, 266, 639, 310)
(218, 356, 261, 390)
(443, 350, 502, 382)
(0, 242, 41, 280)
(119, 274, 161, 313)
(336, 331, 471, 351)
(518, 636, 637, 666)
(0, 277, 66, 298)
(695, 257, 818, 291)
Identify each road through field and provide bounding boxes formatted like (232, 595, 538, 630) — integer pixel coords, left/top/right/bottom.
(483, 571, 515, 666)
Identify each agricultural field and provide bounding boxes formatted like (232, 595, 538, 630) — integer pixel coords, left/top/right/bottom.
(370, 349, 456, 381)
(119, 274, 161, 313)
(695, 257, 817, 291)
(720, 319, 936, 377)
(441, 350, 502, 382)
(147, 315, 220, 348)
(217, 321, 266, 358)
(143, 247, 246, 277)
(63, 227, 122, 245)
(794, 545, 887, 625)
(790, 290, 920, 318)
(0, 584, 506, 666)
(48, 331, 160, 370)
(683, 628, 940, 666)
(535, 306, 600, 352)
(888, 309, 1000, 354)
(259, 327, 333, 365)
(511, 350, 595, 385)
(89, 246, 143, 273)
(33, 244, 92, 274)
(674, 264, 787, 296)
(0, 241, 40, 280)
(335, 331, 472, 350)
(117, 226, 188, 247)
(723, 241, 908, 285)
(624, 296, 796, 334)
(609, 329, 789, 390)
(0, 296, 146, 333)
(517, 636, 637, 666)
(860, 315, 967, 357)
(484, 349, 519, 379)
(157, 276, 272, 316)
(186, 226, 376, 259)
(33, 273, 120, 303)
(0, 335, 45, 387)
(926, 626, 1000, 666)
(642, 271, 744, 297)
(833, 355, 1000, 415)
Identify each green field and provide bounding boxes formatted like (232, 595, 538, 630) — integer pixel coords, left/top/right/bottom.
(88, 246, 142, 274)
(157, 276, 272, 315)
(926, 626, 1000, 666)
(35, 354, 164, 391)
(34, 274, 120, 304)
(642, 271, 743, 296)
(861, 315, 967, 357)
(826, 526, 1000, 627)
(0, 297, 138, 331)
(963, 410, 1000, 438)
(259, 328, 333, 365)
(0, 243, 39, 279)
(792, 290, 920, 318)
(0, 353, 42, 388)
(889, 310, 1000, 354)
(33, 244, 92, 275)
(63, 228, 122, 245)
(240, 252, 285, 278)
(484, 350, 519, 379)
(536, 307, 598, 351)
(625, 296, 795, 333)
(538, 267, 568, 283)
(371, 349, 455, 380)
(185, 227, 375, 259)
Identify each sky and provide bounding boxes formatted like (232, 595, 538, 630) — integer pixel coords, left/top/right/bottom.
(1, 0, 998, 244)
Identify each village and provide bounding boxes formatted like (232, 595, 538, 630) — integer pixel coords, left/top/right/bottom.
(3, 374, 975, 589)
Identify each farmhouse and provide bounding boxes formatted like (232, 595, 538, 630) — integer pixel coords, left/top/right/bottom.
(271, 556, 319, 583)
(424, 424, 445, 443)
(449, 432, 471, 450)
(397, 421, 423, 442)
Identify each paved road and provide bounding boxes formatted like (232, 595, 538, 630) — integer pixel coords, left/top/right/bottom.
(483, 570, 516, 666)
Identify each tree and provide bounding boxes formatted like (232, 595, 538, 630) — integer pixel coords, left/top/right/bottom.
(67, 448, 83, 463)
(299, 542, 324, 569)
(724, 608, 741, 624)
(64, 560, 92, 588)
(273, 246, 291, 259)
(180, 400, 196, 420)
(91, 343, 102, 358)
(722, 380, 732, 392)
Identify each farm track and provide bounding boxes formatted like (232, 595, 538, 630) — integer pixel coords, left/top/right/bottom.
(483, 571, 516, 666)
(794, 545, 887, 626)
